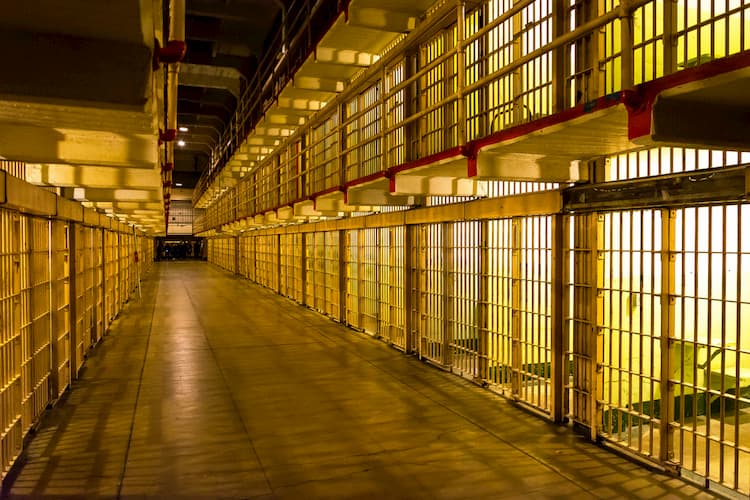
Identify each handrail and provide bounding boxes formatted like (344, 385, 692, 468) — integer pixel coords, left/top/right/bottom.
(195, 0, 748, 230)
(194, 0, 347, 205)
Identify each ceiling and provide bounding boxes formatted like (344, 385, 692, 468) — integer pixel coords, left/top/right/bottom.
(0, 0, 285, 233)
(174, 0, 284, 189)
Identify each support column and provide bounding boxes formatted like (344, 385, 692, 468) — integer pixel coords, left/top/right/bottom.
(404, 224, 416, 354)
(442, 222, 454, 367)
(552, 0, 569, 112)
(511, 218, 523, 399)
(456, 0, 467, 146)
(357, 229, 365, 329)
(591, 213, 605, 441)
(339, 229, 347, 323)
(512, 0, 524, 124)
(620, 1, 635, 89)
(300, 232, 308, 306)
(389, 227, 397, 345)
(68, 223, 78, 383)
(477, 220, 489, 382)
(660, 208, 676, 464)
(276, 234, 281, 293)
(418, 225, 428, 358)
(550, 214, 566, 423)
(234, 235, 240, 275)
(663, 0, 678, 75)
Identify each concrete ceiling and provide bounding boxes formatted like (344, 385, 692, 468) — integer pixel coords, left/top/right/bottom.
(0, 0, 163, 233)
(175, 0, 284, 188)
(0, 0, 286, 233)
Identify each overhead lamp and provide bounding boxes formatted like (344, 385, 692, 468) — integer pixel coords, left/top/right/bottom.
(179, 126, 189, 132)
(175, 183, 183, 187)
(177, 140, 186, 147)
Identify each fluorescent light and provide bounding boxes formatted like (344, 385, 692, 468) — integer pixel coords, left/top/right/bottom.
(179, 126, 189, 132)
(175, 183, 183, 187)
(177, 140, 186, 146)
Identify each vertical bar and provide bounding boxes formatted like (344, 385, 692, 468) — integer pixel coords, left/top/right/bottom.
(394, 227, 399, 345)
(339, 229, 347, 322)
(357, 229, 365, 329)
(478, 219, 489, 382)
(512, 1, 524, 125)
(551, 213, 565, 423)
(591, 212, 604, 441)
(68, 223, 77, 383)
(620, 3, 635, 89)
(512, 217, 522, 398)
(300, 232, 307, 307)
(552, 0, 568, 112)
(405, 224, 415, 354)
(662, 0, 678, 75)
(418, 224, 427, 358)
(456, 0, 467, 146)
(660, 209, 676, 464)
(234, 235, 240, 275)
(443, 222, 454, 367)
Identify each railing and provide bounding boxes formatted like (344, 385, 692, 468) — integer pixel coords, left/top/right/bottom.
(198, 0, 750, 230)
(194, 0, 350, 203)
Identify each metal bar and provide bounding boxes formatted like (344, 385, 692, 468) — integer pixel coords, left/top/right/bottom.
(405, 224, 415, 354)
(456, 0, 467, 147)
(512, 217, 522, 398)
(563, 166, 749, 212)
(550, 213, 565, 422)
(443, 222, 454, 367)
(478, 219, 489, 382)
(620, 4, 634, 89)
(591, 212, 604, 441)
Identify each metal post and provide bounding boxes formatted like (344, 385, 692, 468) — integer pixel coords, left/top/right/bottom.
(663, 0, 678, 75)
(512, 0, 524, 124)
(234, 235, 240, 275)
(339, 229, 347, 323)
(478, 220, 489, 382)
(404, 224, 415, 354)
(443, 222, 454, 367)
(550, 213, 566, 423)
(68, 223, 78, 382)
(591, 212, 604, 441)
(620, 0, 635, 89)
(552, 0, 569, 112)
(456, 0, 467, 146)
(659, 209, 676, 464)
(511, 218, 522, 398)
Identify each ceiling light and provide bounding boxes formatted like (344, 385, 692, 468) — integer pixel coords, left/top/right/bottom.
(177, 140, 186, 146)
(179, 126, 189, 132)
(175, 183, 183, 187)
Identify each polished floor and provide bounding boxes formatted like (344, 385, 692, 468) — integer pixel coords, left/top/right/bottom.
(5, 262, 716, 499)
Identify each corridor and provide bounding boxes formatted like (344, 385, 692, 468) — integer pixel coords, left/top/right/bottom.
(5, 262, 713, 499)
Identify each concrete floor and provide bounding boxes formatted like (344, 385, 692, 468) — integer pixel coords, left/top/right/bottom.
(5, 262, 718, 499)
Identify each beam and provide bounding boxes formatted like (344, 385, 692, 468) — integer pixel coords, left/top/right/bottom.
(315, 47, 378, 66)
(392, 176, 487, 197)
(563, 166, 747, 212)
(0, 123, 158, 168)
(179, 63, 243, 98)
(292, 76, 345, 93)
(346, 187, 420, 207)
(346, 7, 418, 32)
(25, 163, 161, 189)
(475, 153, 588, 182)
(76, 188, 162, 202)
